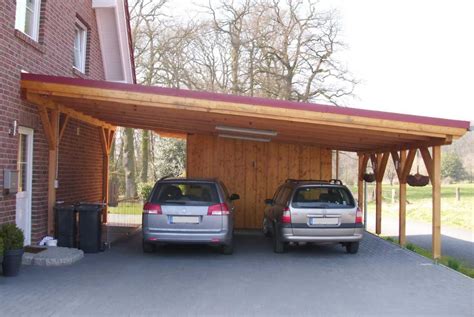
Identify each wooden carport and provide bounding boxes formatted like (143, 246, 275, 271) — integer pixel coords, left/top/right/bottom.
(20, 73, 469, 259)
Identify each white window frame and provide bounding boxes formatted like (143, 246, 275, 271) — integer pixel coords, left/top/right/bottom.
(73, 19, 88, 73)
(15, 0, 42, 41)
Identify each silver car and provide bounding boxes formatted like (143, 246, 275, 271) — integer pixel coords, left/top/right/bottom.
(263, 179, 363, 253)
(142, 178, 239, 254)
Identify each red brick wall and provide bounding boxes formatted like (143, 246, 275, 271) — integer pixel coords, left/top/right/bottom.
(57, 120, 104, 205)
(0, 0, 105, 243)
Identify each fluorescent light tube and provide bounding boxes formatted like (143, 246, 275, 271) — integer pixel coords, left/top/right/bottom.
(215, 125, 277, 137)
(218, 134, 271, 143)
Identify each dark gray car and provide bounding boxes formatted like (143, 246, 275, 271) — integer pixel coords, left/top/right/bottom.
(263, 179, 364, 253)
(142, 178, 239, 254)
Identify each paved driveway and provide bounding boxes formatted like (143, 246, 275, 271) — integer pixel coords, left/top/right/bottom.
(1, 232, 473, 316)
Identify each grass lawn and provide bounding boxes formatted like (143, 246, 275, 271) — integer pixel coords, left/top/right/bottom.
(108, 201, 143, 215)
(382, 236, 474, 278)
(351, 184, 473, 230)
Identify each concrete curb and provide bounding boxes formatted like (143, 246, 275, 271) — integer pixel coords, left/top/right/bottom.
(22, 247, 84, 266)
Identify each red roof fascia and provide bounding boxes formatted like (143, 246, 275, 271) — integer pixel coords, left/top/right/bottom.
(21, 73, 470, 130)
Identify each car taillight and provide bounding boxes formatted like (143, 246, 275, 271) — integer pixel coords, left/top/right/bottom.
(281, 207, 291, 224)
(207, 203, 230, 216)
(355, 207, 363, 224)
(143, 202, 162, 214)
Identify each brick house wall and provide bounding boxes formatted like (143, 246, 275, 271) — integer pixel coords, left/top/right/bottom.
(0, 0, 106, 243)
(57, 120, 104, 205)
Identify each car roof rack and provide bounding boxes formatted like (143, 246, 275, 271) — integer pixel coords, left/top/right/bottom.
(285, 179, 343, 185)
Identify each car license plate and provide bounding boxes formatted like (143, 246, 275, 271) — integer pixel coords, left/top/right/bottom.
(311, 217, 338, 225)
(171, 216, 200, 224)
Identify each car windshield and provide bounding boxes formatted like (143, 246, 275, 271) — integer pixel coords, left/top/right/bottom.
(151, 182, 219, 206)
(291, 186, 355, 209)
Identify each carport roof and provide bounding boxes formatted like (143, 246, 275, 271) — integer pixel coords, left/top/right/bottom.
(21, 73, 469, 152)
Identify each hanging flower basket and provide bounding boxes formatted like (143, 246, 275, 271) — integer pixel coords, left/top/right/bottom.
(363, 173, 376, 183)
(407, 173, 430, 187)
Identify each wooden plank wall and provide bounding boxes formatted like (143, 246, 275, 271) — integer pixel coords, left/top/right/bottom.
(187, 134, 332, 229)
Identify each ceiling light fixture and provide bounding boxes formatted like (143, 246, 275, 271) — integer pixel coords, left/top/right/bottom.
(215, 125, 277, 137)
(218, 134, 271, 143)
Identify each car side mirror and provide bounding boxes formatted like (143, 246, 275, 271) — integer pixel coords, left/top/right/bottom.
(229, 193, 240, 201)
(264, 198, 273, 205)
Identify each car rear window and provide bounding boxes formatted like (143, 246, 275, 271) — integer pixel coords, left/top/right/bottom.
(291, 186, 355, 209)
(151, 182, 219, 205)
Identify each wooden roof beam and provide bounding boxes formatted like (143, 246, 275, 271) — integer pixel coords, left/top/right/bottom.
(400, 149, 417, 182)
(25, 93, 116, 131)
(420, 147, 434, 183)
(21, 82, 464, 139)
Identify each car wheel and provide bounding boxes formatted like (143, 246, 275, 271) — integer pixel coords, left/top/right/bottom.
(222, 240, 234, 255)
(346, 241, 359, 254)
(273, 224, 286, 253)
(142, 240, 155, 253)
(262, 218, 271, 237)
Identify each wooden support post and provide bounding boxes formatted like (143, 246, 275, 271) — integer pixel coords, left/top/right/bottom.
(99, 128, 115, 223)
(432, 145, 441, 259)
(44, 109, 59, 235)
(102, 154, 109, 223)
(398, 150, 407, 246)
(375, 180, 382, 234)
(335, 150, 339, 179)
(374, 152, 389, 235)
(357, 154, 364, 210)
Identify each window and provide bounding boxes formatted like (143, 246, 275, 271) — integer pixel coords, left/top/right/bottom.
(73, 19, 87, 73)
(18, 134, 27, 192)
(291, 186, 355, 209)
(151, 182, 220, 205)
(15, 0, 42, 41)
(275, 186, 291, 205)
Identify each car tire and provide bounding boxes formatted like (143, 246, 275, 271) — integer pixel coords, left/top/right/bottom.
(142, 240, 155, 253)
(222, 241, 234, 255)
(346, 241, 359, 254)
(263, 218, 271, 237)
(273, 224, 286, 253)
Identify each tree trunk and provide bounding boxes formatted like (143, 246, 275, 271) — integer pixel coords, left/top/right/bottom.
(231, 41, 240, 94)
(124, 127, 137, 198)
(141, 130, 149, 183)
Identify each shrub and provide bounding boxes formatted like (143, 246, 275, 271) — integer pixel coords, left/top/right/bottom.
(0, 236, 4, 255)
(441, 152, 467, 182)
(0, 223, 24, 251)
(385, 236, 395, 243)
(138, 183, 154, 200)
(447, 258, 460, 271)
(406, 243, 415, 251)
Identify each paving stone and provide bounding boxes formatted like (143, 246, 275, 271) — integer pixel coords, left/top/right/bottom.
(1, 232, 472, 316)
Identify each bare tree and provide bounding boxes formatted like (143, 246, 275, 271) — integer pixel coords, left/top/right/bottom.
(123, 127, 137, 198)
(253, 0, 356, 103)
(205, 0, 252, 94)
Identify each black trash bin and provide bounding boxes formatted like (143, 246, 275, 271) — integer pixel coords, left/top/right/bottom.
(54, 204, 77, 248)
(77, 203, 104, 253)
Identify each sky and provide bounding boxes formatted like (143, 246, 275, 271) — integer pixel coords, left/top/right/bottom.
(169, 0, 474, 123)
